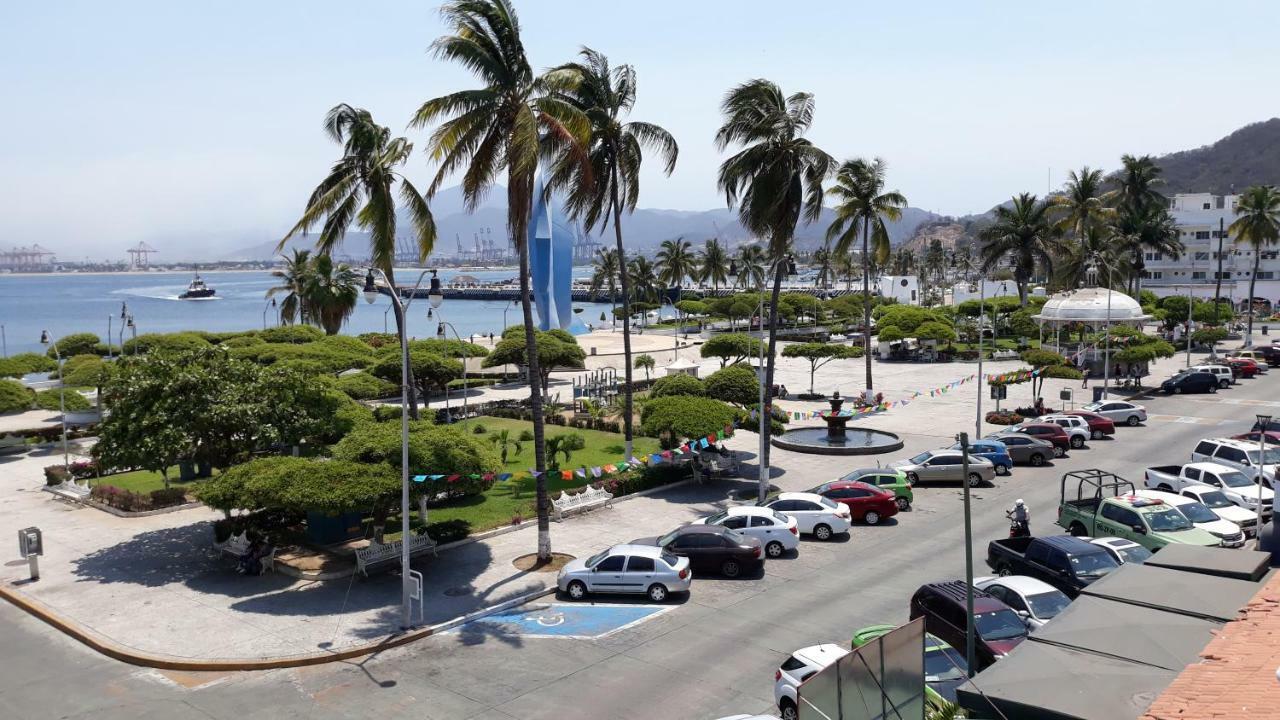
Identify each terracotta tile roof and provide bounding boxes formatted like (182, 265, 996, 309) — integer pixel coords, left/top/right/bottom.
(1142, 572, 1280, 720)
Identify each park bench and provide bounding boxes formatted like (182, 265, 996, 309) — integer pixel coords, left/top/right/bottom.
(354, 533, 438, 578)
(991, 349, 1020, 361)
(703, 453, 739, 479)
(551, 485, 614, 522)
(213, 531, 276, 573)
(0, 434, 27, 456)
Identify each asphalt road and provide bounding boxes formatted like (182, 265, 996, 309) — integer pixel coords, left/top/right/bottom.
(3, 374, 1275, 720)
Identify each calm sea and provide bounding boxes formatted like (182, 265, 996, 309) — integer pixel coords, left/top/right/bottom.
(0, 269, 614, 356)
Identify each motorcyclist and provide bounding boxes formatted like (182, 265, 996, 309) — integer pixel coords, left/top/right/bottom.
(1007, 499, 1030, 536)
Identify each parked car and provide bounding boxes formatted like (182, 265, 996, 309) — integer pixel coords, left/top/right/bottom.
(1145, 462, 1274, 518)
(1062, 410, 1117, 439)
(809, 480, 899, 525)
(1086, 536, 1152, 565)
(947, 438, 1014, 475)
(692, 506, 799, 559)
(774, 644, 848, 720)
(1230, 348, 1273, 367)
(996, 423, 1071, 457)
(761, 492, 852, 540)
(890, 449, 996, 487)
(1057, 471, 1223, 551)
(1079, 399, 1147, 426)
(1188, 363, 1235, 388)
(557, 544, 690, 602)
(631, 525, 763, 578)
(1135, 489, 1246, 547)
(1253, 346, 1280, 367)
(1252, 416, 1280, 433)
(1233, 430, 1280, 446)
(974, 575, 1073, 629)
(909, 581, 1028, 671)
(1176, 485, 1261, 536)
(1190, 437, 1280, 488)
(1161, 370, 1219, 394)
(832, 468, 914, 511)
(983, 433, 1056, 467)
(986, 535, 1118, 596)
(851, 625, 967, 703)
(1034, 414, 1091, 449)
(1224, 357, 1263, 378)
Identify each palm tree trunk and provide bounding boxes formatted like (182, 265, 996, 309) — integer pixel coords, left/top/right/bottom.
(511, 178, 550, 562)
(609, 173, 637, 462)
(760, 257, 786, 495)
(861, 217, 874, 395)
(1247, 252, 1260, 346)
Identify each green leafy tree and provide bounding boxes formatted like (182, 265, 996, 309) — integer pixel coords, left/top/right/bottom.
(979, 193, 1057, 306)
(0, 352, 57, 378)
(482, 327, 586, 398)
(123, 332, 213, 355)
(700, 333, 763, 368)
(649, 373, 706, 397)
(371, 349, 463, 409)
(915, 321, 958, 346)
(634, 353, 655, 380)
(1019, 349, 1081, 399)
(0, 379, 35, 414)
(35, 389, 92, 412)
(259, 325, 325, 344)
(640, 396, 741, 450)
(827, 158, 907, 394)
(408, 338, 489, 358)
(335, 372, 397, 400)
(703, 364, 760, 406)
(781, 342, 862, 394)
(198, 456, 402, 517)
(46, 333, 101, 359)
(1191, 326, 1229, 354)
(1228, 185, 1280, 344)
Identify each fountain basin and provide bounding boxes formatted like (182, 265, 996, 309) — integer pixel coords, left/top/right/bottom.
(771, 427, 903, 456)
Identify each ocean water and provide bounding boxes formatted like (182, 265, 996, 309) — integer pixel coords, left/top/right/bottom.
(0, 269, 614, 356)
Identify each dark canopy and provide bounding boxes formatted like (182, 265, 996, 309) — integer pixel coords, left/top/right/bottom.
(1081, 562, 1262, 621)
(1142, 544, 1272, 581)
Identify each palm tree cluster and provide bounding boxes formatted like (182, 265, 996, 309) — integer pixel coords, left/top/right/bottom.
(267, 249, 363, 335)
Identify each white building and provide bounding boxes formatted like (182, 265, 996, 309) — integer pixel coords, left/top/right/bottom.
(877, 275, 920, 304)
(949, 280, 1021, 304)
(1144, 193, 1280, 309)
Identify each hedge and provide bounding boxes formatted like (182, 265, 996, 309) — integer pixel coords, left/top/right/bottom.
(703, 364, 760, 406)
(122, 332, 213, 355)
(258, 325, 325, 344)
(35, 389, 92, 412)
(0, 352, 57, 377)
(46, 333, 102, 358)
(336, 372, 398, 400)
(0, 379, 35, 414)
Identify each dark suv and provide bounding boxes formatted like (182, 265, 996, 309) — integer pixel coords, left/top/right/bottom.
(909, 581, 1028, 671)
(631, 525, 763, 578)
(1161, 371, 1217, 394)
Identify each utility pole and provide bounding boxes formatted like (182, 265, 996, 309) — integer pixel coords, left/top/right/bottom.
(1213, 216, 1225, 329)
(958, 432, 976, 678)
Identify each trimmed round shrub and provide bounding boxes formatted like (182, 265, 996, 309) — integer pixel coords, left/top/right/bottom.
(46, 333, 102, 358)
(331, 420, 500, 499)
(704, 364, 760, 406)
(336, 372, 397, 400)
(221, 335, 266, 349)
(35, 389, 92, 412)
(0, 379, 35, 414)
(58, 354, 109, 387)
(0, 352, 57, 377)
(648, 373, 706, 398)
(259, 325, 324, 344)
(640, 395, 741, 448)
(122, 332, 213, 355)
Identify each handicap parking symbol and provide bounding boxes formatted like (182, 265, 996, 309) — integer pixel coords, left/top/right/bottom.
(450, 603, 672, 639)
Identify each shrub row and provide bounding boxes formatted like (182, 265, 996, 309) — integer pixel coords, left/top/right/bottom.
(89, 485, 189, 512)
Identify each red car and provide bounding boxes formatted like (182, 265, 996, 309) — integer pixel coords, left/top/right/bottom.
(811, 480, 899, 525)
(1063, 410, 1116, 439)
(1225, 357, 1263, 378)
(1235, 430, 1280, 446)
(1003, 423, 1071, 457)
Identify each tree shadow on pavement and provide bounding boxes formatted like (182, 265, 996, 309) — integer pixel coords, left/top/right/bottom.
(69, 522, 279, 591)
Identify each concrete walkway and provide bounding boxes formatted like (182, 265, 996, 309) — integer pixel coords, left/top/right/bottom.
(0, 349, 1202, 662)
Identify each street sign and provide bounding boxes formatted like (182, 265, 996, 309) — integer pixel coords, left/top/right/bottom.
(1059, 389, 1072, 401)
(990, 385, 1007, 400)
(18, 527, 41, 557)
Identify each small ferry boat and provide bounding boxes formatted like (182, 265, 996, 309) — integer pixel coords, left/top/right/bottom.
(179, 274, 216, 300)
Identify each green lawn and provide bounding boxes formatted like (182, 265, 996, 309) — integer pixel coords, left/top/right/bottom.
(92, 466, 207, 495)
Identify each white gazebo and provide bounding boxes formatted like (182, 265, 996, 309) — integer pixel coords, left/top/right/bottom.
(1033, 286, 1151, 377)
(663, 356, 701, 378)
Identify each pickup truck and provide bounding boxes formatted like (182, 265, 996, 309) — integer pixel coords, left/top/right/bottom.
(986, 535, 1119, 597)
(1057, 469, 1223, 551)
(1144, 462, 1274, 517)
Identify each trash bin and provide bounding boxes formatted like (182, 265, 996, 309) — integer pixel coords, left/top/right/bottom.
(1092, 387, 1105, 403)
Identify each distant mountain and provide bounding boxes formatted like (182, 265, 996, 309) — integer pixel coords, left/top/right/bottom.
(1157, 118, 1280, 195)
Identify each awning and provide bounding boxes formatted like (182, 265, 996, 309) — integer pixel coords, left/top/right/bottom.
(1080, 562, 1261, 622)
(1142, 544, 1272, 581)
(1026, 595, 1220, 672)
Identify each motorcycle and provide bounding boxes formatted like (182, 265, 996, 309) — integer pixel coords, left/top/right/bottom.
(1006, 512, 1030, 538)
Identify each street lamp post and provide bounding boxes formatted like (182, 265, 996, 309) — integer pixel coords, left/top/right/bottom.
(362, 266, 437, 630)
(39, 331, 70, 471)
(972, 279, 986, 439)
(436, 320, 469, 426)
(957, 431, 976, 678)
(1257, 414, 1272, 549)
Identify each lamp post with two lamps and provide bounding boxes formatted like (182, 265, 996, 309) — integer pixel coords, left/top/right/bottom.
(38, 331, 71, 471)
(361, 267, 441, 630)
(1086, 257, 1117, 400)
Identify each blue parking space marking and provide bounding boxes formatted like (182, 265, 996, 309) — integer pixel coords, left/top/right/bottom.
(449, 603, 672, 639)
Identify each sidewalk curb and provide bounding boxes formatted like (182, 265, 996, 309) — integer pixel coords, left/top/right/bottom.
(0, 580, 554, 672)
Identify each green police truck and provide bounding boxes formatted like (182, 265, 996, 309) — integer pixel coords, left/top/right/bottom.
(1057, 469, 1223, 551)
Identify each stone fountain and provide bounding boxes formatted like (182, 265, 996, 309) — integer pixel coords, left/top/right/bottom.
(770, 390, 903, 456)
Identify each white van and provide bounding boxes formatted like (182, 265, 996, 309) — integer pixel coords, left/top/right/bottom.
(1189, 364, 1234, 389)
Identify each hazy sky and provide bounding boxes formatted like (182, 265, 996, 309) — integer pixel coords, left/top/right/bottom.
(3, 0, 1279, 260)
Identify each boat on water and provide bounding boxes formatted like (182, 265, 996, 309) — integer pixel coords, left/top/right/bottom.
(178, 274, 216, 300)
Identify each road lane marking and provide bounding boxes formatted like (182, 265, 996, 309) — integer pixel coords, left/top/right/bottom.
(445, 603, 675, 640)
(1146, 414, 1231, 425)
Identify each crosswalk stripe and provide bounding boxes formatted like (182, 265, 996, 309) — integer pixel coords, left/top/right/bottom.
(1147, 414, 1231, 425)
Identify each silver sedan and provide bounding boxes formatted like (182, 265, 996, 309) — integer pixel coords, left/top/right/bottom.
(557, 543, 691, 602)
(890, 450, 996, 487)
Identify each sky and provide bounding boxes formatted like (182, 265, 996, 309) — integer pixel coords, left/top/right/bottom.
(3, 0, 1279, 261)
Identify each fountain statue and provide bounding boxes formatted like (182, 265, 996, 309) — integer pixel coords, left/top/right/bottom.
(821, 390, 852, 441)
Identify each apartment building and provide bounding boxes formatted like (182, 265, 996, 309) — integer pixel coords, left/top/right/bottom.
(1143, 193, 1279, 308)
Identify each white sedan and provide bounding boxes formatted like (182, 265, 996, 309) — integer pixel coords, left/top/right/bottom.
(775, 644, 849, 720)
(1081, 400, 1147, 426)
(761, 492, 852, 540)
(974, 575, 1072, 630)
(692, 506, 800, 558)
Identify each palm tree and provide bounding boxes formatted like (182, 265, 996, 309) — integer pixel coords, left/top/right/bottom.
(699, 238, 730, 293)
(836, 250, 859, 291)
(1054, 225, 1129, 290)
(1110, 203, 1181, 295)
(544, 433, 583, 469)
(589, 248, 620, 311)
(489, 429, 522, 464)
(715, 78, 834, 500)
(267, 249, 313, 325)
(413, 0, 589, 562)
(280, 104, 436, 419)
(1051, 166, 1110, 251)
(826, 158, 907, 393)
(634, 353, 655, 380)
(811, 245, 834, 289)
(978, 193, 1058, 305)
(549, 47, 677, 464)
(1106, 154, 1166, 213)
(302, 253, 361, 335)
(735, 245, 767, 291)
(627, 256, 658, 304)
(889, 246, 914, 276)
(656, 237, 696, 288)
(1228, 185, 1280, 345)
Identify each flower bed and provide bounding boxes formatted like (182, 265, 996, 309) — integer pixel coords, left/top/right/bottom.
(985, 410, 1024, 425)
(89, 484, 190, 512)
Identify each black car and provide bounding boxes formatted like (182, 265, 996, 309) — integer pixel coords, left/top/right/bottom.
(632, 525, 763, 578)
(1161, 371, 1218, 394)
(909, 581, 1028, 671)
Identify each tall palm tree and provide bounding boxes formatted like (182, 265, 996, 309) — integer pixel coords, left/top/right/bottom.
(656, 237, 696, 287)
(889, 246, 914, 276)
(280, 104, 436, 419)
(735, 245, 767, 291)
(1110, 203, 1181, 296)
(836, 250, 859, 291)
(1053, 225, 1129, 290)
(826, 158, 907, 394)
(699, 238, 730, 293)
(811, 245, 834, 289)
(548, 47, 677, 463)
(302, 253, 361, 335)
(413, 0, 589, 562)
(1228, 185, 1280, 345)
(627, 256, 658, 305)
(715, 78, 834, 500)
(267, 249, 313, 325)
(1051, 166, 1109, 251)
(1106, 154, 1166, 213)
(589, 248, 620, 308)
(978, 193, 1058, 305)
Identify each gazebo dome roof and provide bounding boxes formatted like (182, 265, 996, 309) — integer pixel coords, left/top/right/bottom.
(1033, 287, 1150, 325)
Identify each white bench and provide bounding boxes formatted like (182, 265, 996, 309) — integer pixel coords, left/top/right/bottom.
(552, 485, 615, 522)
(991, 349, 1020, 361)
(213, 531, 276, 573)
(355, 534, 438, 578)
